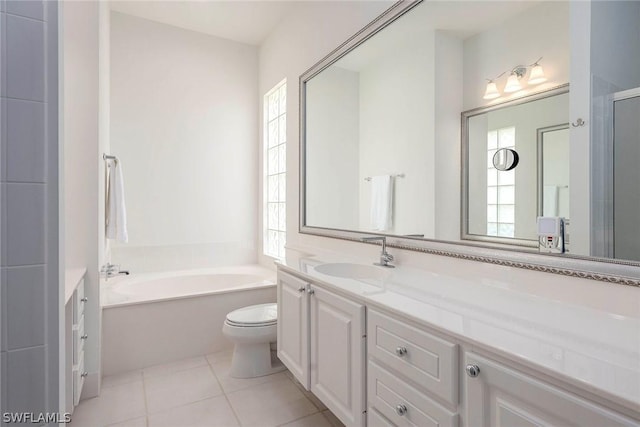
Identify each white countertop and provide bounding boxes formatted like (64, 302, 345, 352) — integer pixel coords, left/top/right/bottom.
(65, 268, 86, 304)
(276, 251, 640, 414)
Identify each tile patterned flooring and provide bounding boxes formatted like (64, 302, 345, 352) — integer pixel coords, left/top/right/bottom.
(69, 351, 345, 427)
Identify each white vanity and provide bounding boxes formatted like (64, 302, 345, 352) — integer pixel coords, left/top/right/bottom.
(276, 255, 640, 427)
(64, 268, 88, 414)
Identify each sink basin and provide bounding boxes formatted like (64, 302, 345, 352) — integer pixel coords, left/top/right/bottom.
(314, 263, 392, 280)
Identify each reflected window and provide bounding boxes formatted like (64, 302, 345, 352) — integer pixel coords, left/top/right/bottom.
(264, 80, 287, 259)
(487, 127, 515, 237)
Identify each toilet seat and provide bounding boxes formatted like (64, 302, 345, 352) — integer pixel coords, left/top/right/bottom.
(225, 303, 277, 327)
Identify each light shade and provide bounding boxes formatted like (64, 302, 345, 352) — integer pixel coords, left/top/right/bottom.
(504, 73, 522, 93)
(483, 81, 500, 99)
(528, 63, 547, 84)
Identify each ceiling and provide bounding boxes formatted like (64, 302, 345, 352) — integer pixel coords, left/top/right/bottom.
(109, 0, 300, 46)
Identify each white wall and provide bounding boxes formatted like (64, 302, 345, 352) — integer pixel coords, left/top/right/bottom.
(305, 66, 360, 230)
(62, 0, 101, 398)
(358, 35, 435, 236)
(110, 12, 259, 272)
(463, 2, 570, 111)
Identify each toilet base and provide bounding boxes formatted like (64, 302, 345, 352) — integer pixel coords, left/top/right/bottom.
(230, 342, 286, 379)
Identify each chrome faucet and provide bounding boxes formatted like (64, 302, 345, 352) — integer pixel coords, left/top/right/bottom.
(100, 263, 130, 280)
(362, 236, 395, 268)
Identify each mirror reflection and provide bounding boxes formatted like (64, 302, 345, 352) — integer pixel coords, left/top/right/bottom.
(302, 0, 640, 264)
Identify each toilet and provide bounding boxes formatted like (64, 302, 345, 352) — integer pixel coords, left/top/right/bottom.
(222, 303, 285, 378)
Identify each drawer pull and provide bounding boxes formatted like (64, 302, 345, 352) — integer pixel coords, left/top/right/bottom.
(395, 346, 407, 356)
(395, 404, 408, 416)
(298, 286, 306, 292)
(81, 372, 88, 378)
(81, 334, 88, 340)
(80, 297, 88, 303)
(466, 364, 480, 378)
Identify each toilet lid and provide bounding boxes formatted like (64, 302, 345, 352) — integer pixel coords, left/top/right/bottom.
(226, 303, 277, 326)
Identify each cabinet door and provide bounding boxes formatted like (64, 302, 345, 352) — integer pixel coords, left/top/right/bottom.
(310, 285, 366, 427)
(465, 352, 638, 427)
(277, 271, 310, 388)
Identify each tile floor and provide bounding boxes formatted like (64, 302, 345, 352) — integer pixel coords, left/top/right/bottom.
(69, 351, 345, 427)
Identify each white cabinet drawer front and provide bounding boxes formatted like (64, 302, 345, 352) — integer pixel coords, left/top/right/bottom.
(465, 352, 639, 427)
(73, 314, 85, 365)
(73, 350, 85, 406)
(368, 361, 458, 427)
(368, 408, 395, 427)
(368, 309, 458, 406)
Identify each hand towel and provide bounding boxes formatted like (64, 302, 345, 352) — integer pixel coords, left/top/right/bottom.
(370, 175, 393, 231)
(106, 159, 129, 243)
(543, 185, 559, 217)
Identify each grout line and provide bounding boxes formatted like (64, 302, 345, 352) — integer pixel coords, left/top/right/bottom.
(205, 353, 243, 427)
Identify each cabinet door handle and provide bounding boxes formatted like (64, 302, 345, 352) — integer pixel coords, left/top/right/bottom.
(395, 346, 407, 356)
(81, 334, 88, 340)
(298, 286, 306, 292)
(307, 288, 315, 295)
(466, 364, 480, 378)
(395, 404, 408, 416)
(81, 372, 88, 378)
(80, 297, 88, 302)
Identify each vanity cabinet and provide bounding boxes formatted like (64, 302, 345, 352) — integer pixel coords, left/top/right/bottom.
(277, 271, 366, 427)
(464, 352, 638, 427)
(367, 308, 459, 427)
(65, 276, 88, 414)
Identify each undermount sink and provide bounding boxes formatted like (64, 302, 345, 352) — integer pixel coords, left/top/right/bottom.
(314, 263, 392, 280)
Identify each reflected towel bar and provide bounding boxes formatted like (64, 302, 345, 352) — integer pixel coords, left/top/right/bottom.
(103, 154, 118, 163)
(364, 173, 405, 181)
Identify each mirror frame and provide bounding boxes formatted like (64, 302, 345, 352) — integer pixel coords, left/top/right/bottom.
(461, 85, 569, 249)
(298, 0, 640, 286)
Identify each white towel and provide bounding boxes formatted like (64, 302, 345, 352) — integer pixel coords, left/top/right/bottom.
(543, 185, 559, 217)
(106, 159, 129, 243)
(370, 175, 393, 231)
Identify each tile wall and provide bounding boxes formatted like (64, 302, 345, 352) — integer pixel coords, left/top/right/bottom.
(0, 0, 59, 423)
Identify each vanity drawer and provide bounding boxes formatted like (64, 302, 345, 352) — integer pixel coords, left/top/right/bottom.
(73, 315, 86, 364)
(368, 361, 458, 427)
(73, 279, 86, 323)
(368, 309, 458, 406)
(368, 408, 395, 427)
(73, 351, 85, 407)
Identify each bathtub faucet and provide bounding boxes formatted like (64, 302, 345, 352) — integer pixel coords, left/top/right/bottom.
(100, 263, 130, 280)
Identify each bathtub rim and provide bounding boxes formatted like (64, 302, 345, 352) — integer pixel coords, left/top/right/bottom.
(101, 264, 277, 309)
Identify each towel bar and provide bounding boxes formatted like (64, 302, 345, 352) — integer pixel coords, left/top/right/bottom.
(364, 173, 405, 181)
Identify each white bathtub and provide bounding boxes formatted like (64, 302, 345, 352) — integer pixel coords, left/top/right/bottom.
(101, 265, 277, 375)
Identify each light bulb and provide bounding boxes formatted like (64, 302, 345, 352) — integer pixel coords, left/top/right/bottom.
(528, 63, 547, 84)
(504, 73, 522, 93)
(483, 81, 500, 100)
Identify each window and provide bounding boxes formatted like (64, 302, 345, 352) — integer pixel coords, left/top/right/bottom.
(487, 127, 516, 237)
(264, 80, 287, 258)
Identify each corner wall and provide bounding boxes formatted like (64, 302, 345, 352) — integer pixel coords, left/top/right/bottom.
(110, 12, 259, 273)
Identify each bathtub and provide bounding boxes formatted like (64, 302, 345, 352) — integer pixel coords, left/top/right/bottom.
(101, 265, 277, 375)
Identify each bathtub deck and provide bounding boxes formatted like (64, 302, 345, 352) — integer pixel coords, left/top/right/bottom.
(69, 351, 345, 427)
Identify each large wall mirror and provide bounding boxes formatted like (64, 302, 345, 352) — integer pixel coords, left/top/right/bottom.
(300, 0, 640, 282)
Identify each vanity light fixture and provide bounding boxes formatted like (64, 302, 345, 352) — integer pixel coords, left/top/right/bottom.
(483, 57, 547, 99)
(504, 66, 526, 93)
(483, 80, 501, 100)
(528, 58, 547, 85)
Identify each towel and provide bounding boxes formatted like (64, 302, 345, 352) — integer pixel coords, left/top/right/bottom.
(106, 159, 129, 242)
(370, 175, 393, 231)
(543, 185, 558, 217)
